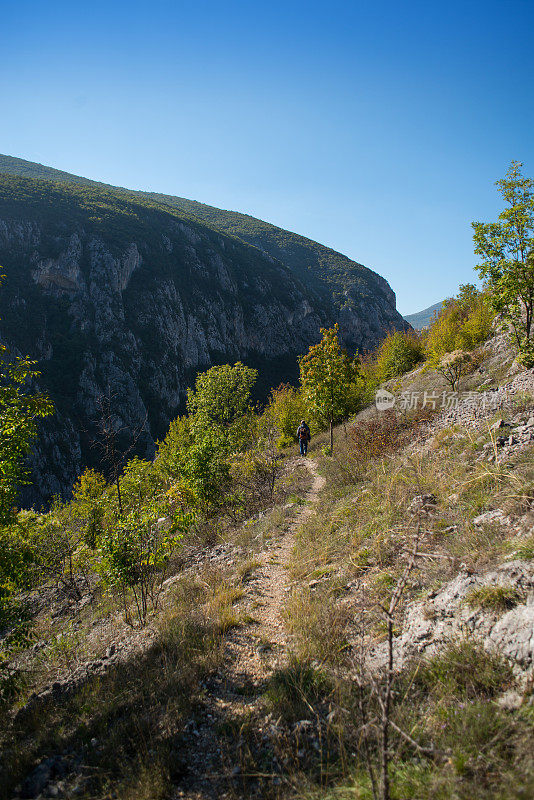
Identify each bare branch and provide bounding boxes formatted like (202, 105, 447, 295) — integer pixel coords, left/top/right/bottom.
(388, 719, 451, 759)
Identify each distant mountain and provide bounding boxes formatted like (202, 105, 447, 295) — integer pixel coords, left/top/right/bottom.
(404, 300, 443, 329)
(0, 155, 408, 504)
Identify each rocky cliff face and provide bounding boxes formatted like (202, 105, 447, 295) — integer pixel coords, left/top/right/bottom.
(0, 175, 406, 505)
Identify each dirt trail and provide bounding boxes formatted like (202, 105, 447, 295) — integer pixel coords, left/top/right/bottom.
(249, 456, 326, 654)
(174, 457, 325, 799)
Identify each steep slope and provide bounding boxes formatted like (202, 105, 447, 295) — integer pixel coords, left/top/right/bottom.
(0, 176, 324, 504)
(0, 160, 406, 505)
(0, 155, 407, 351)
(3, 334, 534, 800)
(139, 193, 398, 342)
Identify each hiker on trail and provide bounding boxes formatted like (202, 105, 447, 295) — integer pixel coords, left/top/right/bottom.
(297, 419, 311, 456)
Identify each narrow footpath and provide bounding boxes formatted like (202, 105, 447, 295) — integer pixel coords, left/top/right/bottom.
(174, 457, 326, 799)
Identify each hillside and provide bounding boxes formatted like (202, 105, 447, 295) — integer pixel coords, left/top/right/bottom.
(404, 299, 443, 329)
(0, 159, 407, 505)
(0, 155, 405, 352)
(1, 331, 533, 800)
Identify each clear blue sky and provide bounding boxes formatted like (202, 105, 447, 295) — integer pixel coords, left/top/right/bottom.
(1, 0, 533, 314)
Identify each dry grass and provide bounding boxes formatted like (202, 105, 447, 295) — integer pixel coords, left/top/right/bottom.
(292, 640, 533, 800)
(512, 535, 534, 560)
(283, 587, 350, 666)
(171, 567, 246, 635)
(236, 556, 263, 582)
(290, 412, 534, 606)
(0, 561, 253, 798)
(279, 384, 534, 800)
(263, 657, 333, 722)
(466, 584, 524, 611)
(1, 599, 225, 800)
(4, 350, 533, 800)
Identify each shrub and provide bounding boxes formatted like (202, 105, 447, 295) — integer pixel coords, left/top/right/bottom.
(159, 363, 259, 506)
(230, 407, 284, 504)
(374, 330, 425, 381)
(434, 348, 473, 391)
(69, 468, 107, 548)
(155, 415, 192, 480)
(424, 284, 494, 361)
(0, 336, 54, 525)
(187, 361, 257, 438)
(99, 502, 192, 624)
(30, 503, 92, 599)
(119, 456, 167, 513)
(266, 383, 312, 444)
(0, 520, 37, 633)
(345, 407, 434, 470)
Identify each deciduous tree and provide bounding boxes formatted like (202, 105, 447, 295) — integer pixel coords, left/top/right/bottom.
(298, 324, 360, 452)
(266, 383, 311, 447)
(424, 285, 493, 386)
(170, 363, 258, 505)
(0, 276, 53, 523)
(373, 330, 425, 382)
(472, 161, 534, 364)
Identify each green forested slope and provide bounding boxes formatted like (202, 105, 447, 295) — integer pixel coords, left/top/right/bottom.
(0, 154, 398, 310)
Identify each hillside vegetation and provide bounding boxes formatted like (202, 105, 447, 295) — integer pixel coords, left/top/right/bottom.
(1, 160, 533, 799)
(1, 286, 534, 799)
(0, 154, 400, 316)
(0, 163, 406, 505)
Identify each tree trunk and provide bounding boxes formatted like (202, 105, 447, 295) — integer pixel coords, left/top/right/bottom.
(116, 472, 123, 515)
(330, 419, 334, 452)
(380, 615, 394, 800)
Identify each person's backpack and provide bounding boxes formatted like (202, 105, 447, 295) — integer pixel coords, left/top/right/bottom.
(299, 425, 310, 441)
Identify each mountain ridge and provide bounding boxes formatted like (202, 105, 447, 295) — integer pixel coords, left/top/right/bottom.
(0, 154, 397, 320)
(404, 299, 443, 329)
